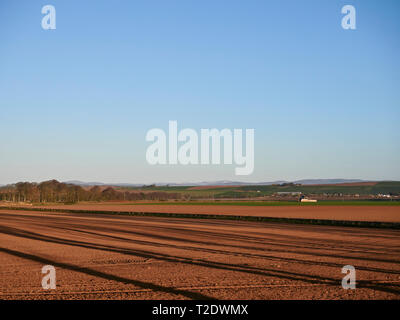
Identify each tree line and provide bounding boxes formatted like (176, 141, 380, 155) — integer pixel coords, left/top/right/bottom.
(0, 180, 181, 203)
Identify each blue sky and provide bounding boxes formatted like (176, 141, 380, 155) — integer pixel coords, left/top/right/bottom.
(0, 0, 399, 184)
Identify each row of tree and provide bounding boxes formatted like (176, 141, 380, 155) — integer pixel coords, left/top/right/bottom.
(0, 180, 181, 203)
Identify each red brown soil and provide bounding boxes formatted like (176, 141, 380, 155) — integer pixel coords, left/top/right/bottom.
(32, 203, 400, 223)
(0, 209, 399, 300)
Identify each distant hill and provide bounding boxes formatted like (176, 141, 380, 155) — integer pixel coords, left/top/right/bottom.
(292, 179, 367, 185)
(61, 179, 372, 187)
(63, 180, 144, 187)
(63, 180, 105, 186)
(146, 179, 371, 186)
(3, 179, 400, 198)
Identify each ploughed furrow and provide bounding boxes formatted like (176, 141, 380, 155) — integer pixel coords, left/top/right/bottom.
(0, 209, 399, 299)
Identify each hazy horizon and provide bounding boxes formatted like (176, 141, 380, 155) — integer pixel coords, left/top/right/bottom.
(1, 177, 398, 187)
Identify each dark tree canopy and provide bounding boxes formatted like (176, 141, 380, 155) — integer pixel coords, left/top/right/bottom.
(0, 180, 180, 204)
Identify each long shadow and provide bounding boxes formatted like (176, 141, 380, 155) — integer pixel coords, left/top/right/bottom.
(3, 212, 399, 255)
(84, 217, 400, 254)
(61, 219, 400, 253)
(0, 246, 213, 300)
(7, 212, 399, 259)
(3, 208, 400, 242)
(2, 213, 400, 268)
(1, 225, 399, 295)
(68, 212, 400, 242)
(54, 224, 400, 276)
(254, 221, 400, 238)
(95, 222, 400, 255)
(45, 221, 400, 265)
(2, 214, 400, 270)
(2, 210, 399, 246)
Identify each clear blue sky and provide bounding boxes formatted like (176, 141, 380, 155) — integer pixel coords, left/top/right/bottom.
(0, 0, 399, 184)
